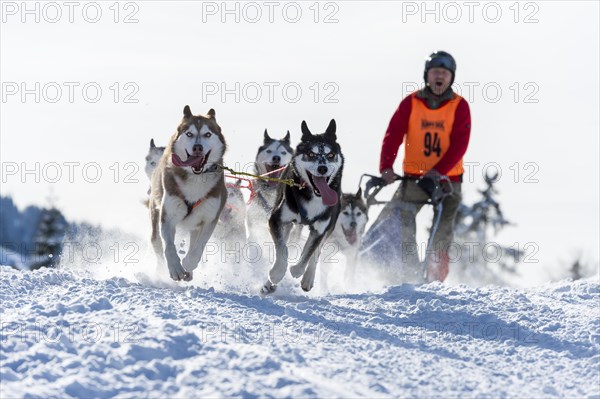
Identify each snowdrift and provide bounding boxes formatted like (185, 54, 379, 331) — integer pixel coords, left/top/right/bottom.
(1, 266, 598, 398)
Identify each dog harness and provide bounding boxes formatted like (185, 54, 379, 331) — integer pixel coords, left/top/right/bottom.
(173, 164, 220, 218)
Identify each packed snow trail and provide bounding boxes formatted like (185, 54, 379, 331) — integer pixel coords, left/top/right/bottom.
(1, 266, 599, 398)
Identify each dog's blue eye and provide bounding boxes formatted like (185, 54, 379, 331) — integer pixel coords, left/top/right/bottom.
(343, 211, 349, 216)
(281, 151, 287, 155)
(186, 132, 193, 138)
(327, 153, 335, 159)
(308, 152, 315, 159)
(356, 212, 362, 216)
(266, 150, 272, 154)
(204, 132, 212, 138)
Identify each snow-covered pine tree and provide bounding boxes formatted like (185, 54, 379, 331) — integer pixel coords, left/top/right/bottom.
(451, 172, 524, 284)
(29, 204, 67, 270)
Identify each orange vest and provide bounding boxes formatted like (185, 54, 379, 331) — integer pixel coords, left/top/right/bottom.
(403, 92, 464, 177)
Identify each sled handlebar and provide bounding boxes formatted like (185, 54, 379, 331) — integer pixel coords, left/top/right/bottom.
(360, 173, 404, 208)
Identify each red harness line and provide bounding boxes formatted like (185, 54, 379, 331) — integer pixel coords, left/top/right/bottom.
(225, 165, 288, 206)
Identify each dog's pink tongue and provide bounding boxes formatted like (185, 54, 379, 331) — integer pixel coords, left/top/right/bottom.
(313, 176, 338, 206)
(172, 153, 203, 167)
(345, 229, 357, 245)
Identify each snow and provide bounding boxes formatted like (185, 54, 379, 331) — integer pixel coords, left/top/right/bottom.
(1, 265, 599, 398)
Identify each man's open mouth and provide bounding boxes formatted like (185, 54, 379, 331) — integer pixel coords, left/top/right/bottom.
(342, 226, 357, 245)
(172, 150, 211, 174)
(307, 172, 338, 206)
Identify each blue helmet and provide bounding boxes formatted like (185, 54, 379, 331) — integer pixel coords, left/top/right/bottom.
(424, 51, 456, 85)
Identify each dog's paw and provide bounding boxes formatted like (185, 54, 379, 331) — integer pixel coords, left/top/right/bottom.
(260, 281, 277, 297)
(300, 274, 315, 292)
(181, 257, 198, 273)
(268, 264, 287, 284)
(169, 265, 190, 282)
(289, 264, 306, 278)
(300, 281, 314, 292)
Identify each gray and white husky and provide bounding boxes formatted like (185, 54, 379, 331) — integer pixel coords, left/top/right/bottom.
(261, 119, 344, 294)
(246, 130, 293, 245)
(145, 139, 166, 180)
(321, 189, 368, 289)
(149, 106, 227, 281)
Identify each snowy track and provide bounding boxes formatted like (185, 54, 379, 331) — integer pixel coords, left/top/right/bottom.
(1, 267, 599, 398)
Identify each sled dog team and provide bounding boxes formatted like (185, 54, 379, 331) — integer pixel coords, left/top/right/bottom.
(146, 106, 367, 295)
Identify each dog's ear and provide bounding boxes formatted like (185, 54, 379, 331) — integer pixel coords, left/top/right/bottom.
(301, 121, 312, 141)
(150, 138, 156, 149)
(284, 130, 291, 144)
(183, 105, 192, 118)
(207, 108, 216, 119)
(325, 119, 337, 141)
(263, 129, 271, 143)
(355, 187, 362, 199)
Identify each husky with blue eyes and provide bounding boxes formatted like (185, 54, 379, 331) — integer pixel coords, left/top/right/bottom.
(246, 130, 294, 243)
(149, 105, 227, 282)
(261, 119, 344, 294)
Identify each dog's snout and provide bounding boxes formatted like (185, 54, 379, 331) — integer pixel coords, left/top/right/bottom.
(192, 144, 203, 154)
(350, 221, 357, 228)
(272, 155, 281, 163)
(317, 165, 328, 175)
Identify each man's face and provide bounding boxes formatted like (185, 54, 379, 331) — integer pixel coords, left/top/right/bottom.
(427, 67, 452, 95)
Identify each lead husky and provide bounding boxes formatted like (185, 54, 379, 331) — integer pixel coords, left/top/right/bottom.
(261, 119, 344, 294)
(149, 106, 227, 281)
(321, 189, 368, 289)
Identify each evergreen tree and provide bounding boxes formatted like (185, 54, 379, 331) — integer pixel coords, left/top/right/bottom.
(452, 172, 523, 284)
(29, 193, 67, 270)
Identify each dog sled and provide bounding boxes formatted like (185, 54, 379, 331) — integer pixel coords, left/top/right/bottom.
(357, 173, 454, 283)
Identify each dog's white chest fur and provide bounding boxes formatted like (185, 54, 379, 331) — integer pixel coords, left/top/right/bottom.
(163, 172, 224, 227)
(176, 172, 219, 202)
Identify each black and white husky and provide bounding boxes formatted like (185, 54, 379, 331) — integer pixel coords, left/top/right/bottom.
(246, 130, 293, 245)
(261, 119, 344, 294)
(149, 106, 227, 281)
(321, 189, 368, 289)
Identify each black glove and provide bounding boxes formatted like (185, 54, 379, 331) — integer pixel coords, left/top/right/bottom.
(417, 175, 440, 199)
(417, 172, 451, 204)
